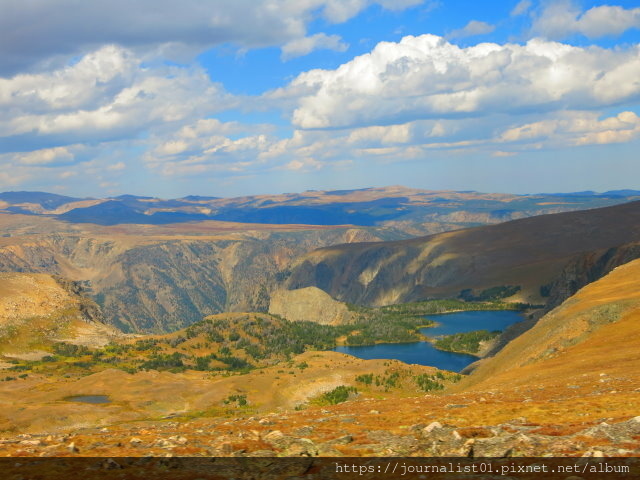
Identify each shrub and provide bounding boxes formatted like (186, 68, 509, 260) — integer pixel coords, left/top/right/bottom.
(319, 385, 357, 405)
(355, 373, 374, 385)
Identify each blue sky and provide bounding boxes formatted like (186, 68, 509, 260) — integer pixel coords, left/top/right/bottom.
(0, 0, 639, 198)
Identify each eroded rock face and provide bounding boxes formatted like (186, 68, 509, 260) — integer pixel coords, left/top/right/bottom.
(268, 287, 355, 325)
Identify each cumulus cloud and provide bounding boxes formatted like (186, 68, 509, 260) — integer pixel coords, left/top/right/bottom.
(145, 118, 278, 177)
(500, 111, 640, 146)
(0, 0, 424, 75)
(278, 34, 640, 129)
(0, 45, 232, 148)
(531, 1, 640, 39)
(13, 146, 76, 166)
(281, 34, 349, 60)
(447, 20, 496, 39)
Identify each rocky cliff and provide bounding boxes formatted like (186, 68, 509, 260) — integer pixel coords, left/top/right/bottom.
(268, 287, 355, 325)
(542, 241, 640, 311)
(0, 218, 390, 332)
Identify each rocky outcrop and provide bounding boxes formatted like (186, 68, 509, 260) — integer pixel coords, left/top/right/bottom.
(0, 272, 120, 354)
(268, 287, 355, 325)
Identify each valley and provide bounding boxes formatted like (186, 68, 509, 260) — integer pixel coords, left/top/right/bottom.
(0, 188, 638, 460)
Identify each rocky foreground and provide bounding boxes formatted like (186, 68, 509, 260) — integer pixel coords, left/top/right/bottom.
(2, 373, 639, 458)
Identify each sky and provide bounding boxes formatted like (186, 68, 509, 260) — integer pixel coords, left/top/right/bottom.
(0, 0, 639, 198)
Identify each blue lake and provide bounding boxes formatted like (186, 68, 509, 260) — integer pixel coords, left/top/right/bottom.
(421, 310, 524, 337)
(333, 310, 523, 372)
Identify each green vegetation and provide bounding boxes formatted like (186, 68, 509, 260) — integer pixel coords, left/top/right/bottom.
(458, 285, 521, 302)
(52, 342, 90, 357)
(223, 394, 248, 407)
(316, 385, 358, 405)
(414, 373, 444, 392)
(139, 352, 186, 372)
(1, 299, 526, 378)
(355, 373, 374, 385)
(356, 368, 462, 393)
(434, 330, 501, 355)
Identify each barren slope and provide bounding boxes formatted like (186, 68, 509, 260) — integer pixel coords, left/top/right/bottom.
(0, 273, 119, 357)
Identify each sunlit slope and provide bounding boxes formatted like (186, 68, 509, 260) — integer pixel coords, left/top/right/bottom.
(459, 258, 640, 391)
(0, 273, 118, 356)
(287, 200, 640, 306)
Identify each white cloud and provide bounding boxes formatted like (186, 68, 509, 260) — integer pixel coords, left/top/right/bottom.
(145, 118, 278, 176)
(511, 0, 532, 17)
(0, 0, 424, 75)
(280, 35, 640, 130)
(447, 20, 496, 39)
(531, 1, 640, 39)
(500, 111, 640, 146)
(281, 34, 349, 60)
(107, 162, 126, 171)
(14, 146, 75, 166)
(283, 157, 324, 171)
(0, 45, 232, 146)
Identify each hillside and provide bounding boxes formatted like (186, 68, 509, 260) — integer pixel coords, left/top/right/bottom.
(0, 263, 639, 457)
(0, 216, 389, 332)
(287, 200, 640, 307)
(457, 258, 640, 392)
(0, 273, 119, 358)
(0, 189, 638, 333)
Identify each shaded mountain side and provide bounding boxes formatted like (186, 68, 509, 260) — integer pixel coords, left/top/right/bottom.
(542, 241, 640, 311)
(0, 272, 120, 356)
(286, 200, 640, 307)
(456, 257, 640, 392)
(0, 223, 392, 333)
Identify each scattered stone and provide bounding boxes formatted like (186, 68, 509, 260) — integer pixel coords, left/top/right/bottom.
(409, 423, 426, 433)
(169, 435, 187, 445)
(293, 426, 314, 436)
(67, 442, 79, 453)
(19, 439, 42, 446)
(328, 435, 353, 445)
(285, 438, 318, 457)
(129, 437, 142, 445)
(423, 421, 443, 434)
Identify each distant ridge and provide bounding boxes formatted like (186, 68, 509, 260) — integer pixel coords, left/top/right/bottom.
(1, 187, 638, 228)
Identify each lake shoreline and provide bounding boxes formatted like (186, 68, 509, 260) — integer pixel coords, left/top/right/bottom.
(333, 310, 526, 372)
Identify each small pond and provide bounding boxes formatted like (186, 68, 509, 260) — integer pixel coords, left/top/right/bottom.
(64, 395, 111, 404)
